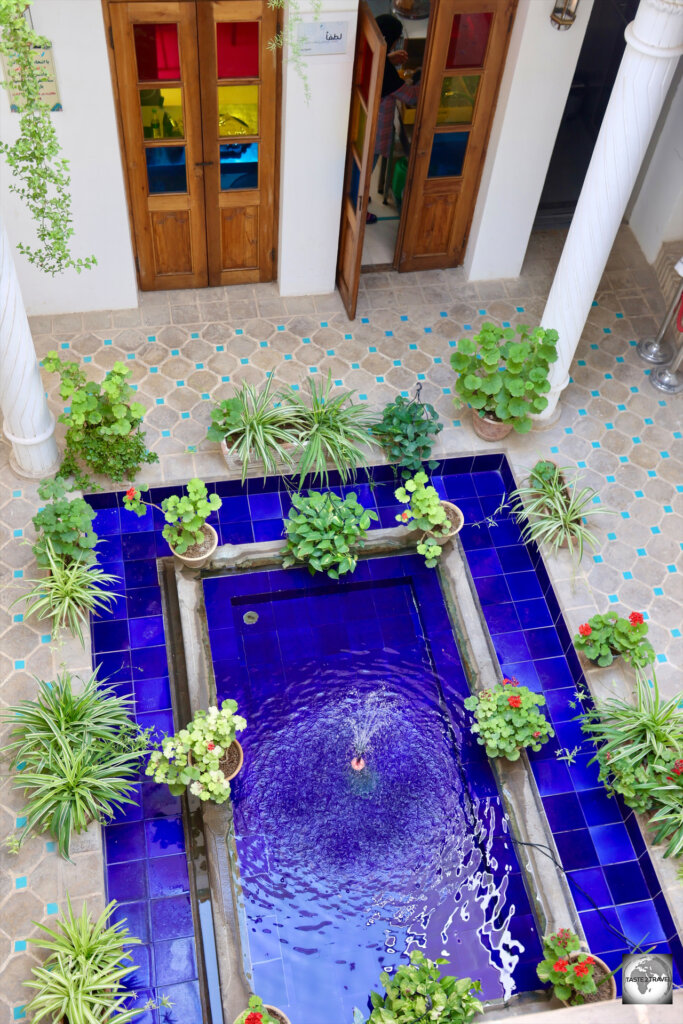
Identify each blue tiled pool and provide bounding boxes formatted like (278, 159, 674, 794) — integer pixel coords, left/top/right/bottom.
(88, 455, 682, 1022)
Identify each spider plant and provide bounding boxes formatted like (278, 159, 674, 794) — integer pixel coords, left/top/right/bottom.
(508, 462, 614, 562)
(13, 538, 120, 645)
(2, 672, 147, 859)
(23, 896, 141, 1024)
(207, 376, 305, 480)
(282, 372, 376, 485)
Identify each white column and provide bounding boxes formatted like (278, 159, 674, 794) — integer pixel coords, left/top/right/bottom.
(538, 0, 683, 422)
(0, 218, 59, 477)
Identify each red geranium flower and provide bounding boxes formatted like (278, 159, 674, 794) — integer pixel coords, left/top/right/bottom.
(578, 623, 591, 637)
(401, 510, 410, 521)
(573, 961, 591, 977)
(245, 1014, 263, 1024)
(126, 487, 137, 501)
(629, 611, 644, 626)
(553, 959, 569, 973)
(533, 731, 541, 738)
(585, 956, 595, 965)
(673, 759, 683, 775)
(207, 742, 215, 751)
(507, 695, 522, 709)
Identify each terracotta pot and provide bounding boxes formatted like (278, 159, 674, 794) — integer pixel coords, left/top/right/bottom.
(560, 951, 617, 1005)
(424, 500, 464, 547)
(171, 523, 218, 569)
(471, 410, 513, 441)
(233, 1006, 291, 1024)
(577, 649, 621, 673)
(221, 739, 244, 781)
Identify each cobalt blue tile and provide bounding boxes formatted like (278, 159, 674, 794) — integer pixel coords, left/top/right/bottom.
(578, 906, 624, 953)
(129, 616, 165, 649)
(93, 507, 121, 536)
(145, 816, 185, 859)
(132, 646, 169, 679)
(443, 474, 476, 500)
(160, 980, 202, 1023)
(96, 534, 123, 562)
(214, 478, 246, 498)
(458, 522, 492, 550)
(125, 558, 159, 588)
(524, 627, 564, 660)
(532, 759, 573, 796)
(579, 788, 622, 827)
(219, 520, 255, 545)
(498, 661, 542, 692)
(142, 782, 182, 820)
(554, 719, 589, 750)
(111, 785, 143, 823)
(121, 990, 157, 1024)
(150, 895, 194, 941)
(603, 861, 650, 905)
(249, 491, 283, 520)
(566, 867, 612, 911)
(472, 453, 504, 473)
(473, 574, 511, 606)
(553, 828, 599, 870)
(92, 618, 130, 654)
(462, 760, 499, 797)
(590, 823, 636, 864)
(218, 495, 251, 523)
(94, 590, 128, 621)
(616, 901, 667, 944)
(511, 959, 543, 994)
(137, 709, 174, 744)
(107, 860, 148, 902)
(482, 603, 520, 635)
(209, 628, 240, 661)
(535, 657, 576, 690)
(121, 531, 157, 561)
(126, 943, 153, 989)
(147, 854, 190, 897)
(85, 490, 120, 509)
(472, 470, 506, 497)
(505, 571, 543, 601)
(490, 517, 523, 546)
(542, 792, 586, 832)
(545, 688, 580, 724)
(466, 547, 503, 578)
(506, 914, 543, 959)
(246, 473, 281, 494)
(515, 599, 553, 629)
(127, 587, 163, 619)
(133, 676, 172, 713)
(105, 821, 146, 864)
(571, 754, 603, 791)
(155, 532, 173, 557)
(498, 545, 534, 573)
(154, 936, 197, 986)
(111, 900, 150, 943)
(492, 631, 531, 664)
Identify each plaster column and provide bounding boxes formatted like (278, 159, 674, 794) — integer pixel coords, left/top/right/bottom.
(537, 0, 683, 422)
(0, 218, 59, 477)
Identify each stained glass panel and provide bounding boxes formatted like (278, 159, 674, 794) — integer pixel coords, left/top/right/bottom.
(134, 24, 181, 81)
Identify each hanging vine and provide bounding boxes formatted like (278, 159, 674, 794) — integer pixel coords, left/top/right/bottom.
(267, 0, 322, 103)
(0, 0, 95, 274)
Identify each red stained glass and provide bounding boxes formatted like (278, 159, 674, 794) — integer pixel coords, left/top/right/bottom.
(447, 13, 493, 69)
(134, 23, 181, 81)
(217, 22, 259, 79)
(358, 38, 373, 105)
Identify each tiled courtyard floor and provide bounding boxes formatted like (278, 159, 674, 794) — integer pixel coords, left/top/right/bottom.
(0, 226, 681, 1020)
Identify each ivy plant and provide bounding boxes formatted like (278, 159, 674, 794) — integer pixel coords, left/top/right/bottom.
(124, 478, 222, 555)
(362, 950, 483, 1024)
(283, 490, 377, 579)
(374, 394, 442, 478)
(573, 610, 655, 670)
(43, 351, 157, 489)
(0, 0, 96, 274)
(464, 678, 554, 760)
(450, 323, 558, 431)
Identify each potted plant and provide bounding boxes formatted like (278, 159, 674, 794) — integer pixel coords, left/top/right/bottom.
(463, 678, 554, 760)
(31, 478, 99, 566)
(537, 928, 617, 1005)
(508, 462, 615, 561)
(450, 323, 558, 440)
(395, 471, 463, 568)
(573, 610, 655, 670)
(43, 351, 157, 490)
(124, 478, 222, 568)
(372, 392, 442, 479)
(359, 949, 483, 1024)
(283, 490, 377, 579)
(233, 994, 291, 1024)
(147, 700, 247, 803)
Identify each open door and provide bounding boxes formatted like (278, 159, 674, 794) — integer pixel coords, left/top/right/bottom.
(336, 3, 386, 320)
(397, 0, 517, 272)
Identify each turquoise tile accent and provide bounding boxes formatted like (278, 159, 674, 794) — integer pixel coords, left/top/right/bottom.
(162, 430, 170, 438)
(320, 321, 328, 328)
(376, 376, 384, 383)
(46, 841, 56, 852)
(401, 390, 410, 398)
(188, 445, 197, 453)
(434, 357, 442, 364)
(385, 330, 394, 336)
(648, 470, 656, 478)
(181, 412, 190, 419)
(608, 594, 618, 603)
(590, 344, 598, 350)
(605, 423, 613, 430)
(345, 333, 353, 339)
(592, 300, 598, 306)
(351, 362, 360, 369)
(591, 441, 600, 449)
(607, 533, 617, 541)
(276, 325, 285, 332)
(217, 345, 225, 352)
(619, 456, 628, 463)
(632, 437, 641, 444)
(46, 903, 58, 915)
(675, 431, 682, 439)
(657, 654, 667, 664)
(284, 354, 292, 360)
(40, 635, 50, 644)
(448, 340, 456, 347)
(302, 337, 311, 344)
(150, 367, 158, 374)
(147, 335, 156, 343)
(644, 417, 653, 425)
(236, 329, 243, 335)
(171, 348, 179, 356)
(156, 398, 164, 405)
(621, 511, 630, 519)
(266, 371, 273, 379)
(453, 420, 461, 427)
(564, 428, 573, 435)
(291, 384, 300, 391)
(175, 380, 185, 387)
(603, 328, 611, 334)
(618, 403, 626, 410)
(240, 358, 249, 365)
(14, 940, 26, 952)
(478, 309, 486, 315)
(126, 353, 135, 360)
(660, 451, 670, 458)
(13, 1007, 26, 1020)
(439, 312, 447, 318)
(616, 313, 624, 319)
(399, 316, 408, 322)
(84, 356, 92, 363)
(16, 816, 27, 828)
(13, 570, 23, 579)
(13, 614, 23, 623)
(442, 387, 451, 394)
(393, 359, 401, 366)
(368, 346, 377, 353)
(463, 324, 472, 330)
(409, 343, 417, 350)
(309, 367, 318, 374)
(15, 877, 27, 889)
(550, 446, 559, 454)
(651, 526, 661, 534)
(578, 360, 586, 366)
(672, 629, 681, 639)
(334, 379, 343, 386)
(667, 564, 677, 573)
(104, 339, 112, 346)
(516, 306, 525, 312)
(14, 660, 25, 670)
(635, 490, 644, 498)
(326, 349, 335, 356)
(591, 391, 599, 397)
(654, 587, 664, 596)
(502, 321, 510, 328)
(361, 317, 370, 324)
(637, 548, 646, 556)
(201, 393, 209, 400)
(664, 505, 673, 513)
(417, 373, 426, 381)
(13, 528, 22, 537)
(12, 489, 22, 497)
(424, 327, 432, 333)
(191, 332, 199, 339)
(593, 555, 603, 564)
(630, 386, 638, 393)
(259, 342, 268, 348)
(604, 373, 612, 379)
(623, 572, 633, 580)
(358, 393, 367, 400)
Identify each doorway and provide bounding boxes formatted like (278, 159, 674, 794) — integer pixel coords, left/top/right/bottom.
(105, 0, 279, 291)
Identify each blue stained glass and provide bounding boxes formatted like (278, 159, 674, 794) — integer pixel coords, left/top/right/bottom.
(428, 131, 469, 178)
(220, 142, 258, 190)
(145, 146, 187, 194)
(348, 157, 360, 208)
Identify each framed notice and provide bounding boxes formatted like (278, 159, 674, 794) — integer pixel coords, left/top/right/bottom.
(1, 46, 62, 111)
(297, 21, 348, 56)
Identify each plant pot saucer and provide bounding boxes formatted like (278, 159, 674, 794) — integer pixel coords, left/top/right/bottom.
(471, 410, 513, 441)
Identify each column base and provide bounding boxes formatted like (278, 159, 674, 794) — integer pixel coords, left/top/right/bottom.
(532, 401, 563, 430)
(4, 415, 61, 479)
(9, 444, 61, 480)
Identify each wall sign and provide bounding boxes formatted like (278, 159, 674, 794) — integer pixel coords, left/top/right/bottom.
(1, 46, 62, 111)
(297, 21, 348, 56)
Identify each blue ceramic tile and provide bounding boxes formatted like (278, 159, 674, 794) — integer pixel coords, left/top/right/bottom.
(96, 534, 123, 562)
(589, 822, 636, 864)
(534, 657, 576, 691)
(137, 709, 174, 744)
(111, 900, 150, 942)
(473, 574, 511, 606)
(544, 687, 580, 723)
(515, 599, 553, 629)
(145, 817, 185, 858)
(578, 906, 624, 953)
(127, 942, 153, 989)
(566, 867, 612, 911)
(95, 649, 132, 684)
(498, 546, 534, 574)
(579, 788, 623, 827)
(482, 603, 520, 635)
(105, 821, 146, 863)
(127, 587, 163, 619)
(542, 792, 586, 832)
(492, 630, 531, 664)
(218, 495, 251, 523)
(107, 861, 148, 902)
(472, 470, 505, 497)
(603, 861, 650, 905)
(570, 754, 603, 791)
(524, 627, 564, 660)
(125, 559, 159, 589)
(142, 782, 182, 820)
(121, 505, 155, 533)
(553, 828, 599, 870)
(111, 786, 143, 824)
(498, 661, 542, 692)
(147, 854, 190, 897)
(129, 616, 165, 648)
(505, 571, 543, 602)
(249, 492, 283, 520)
(490, 517, 523, 546)
(616, 901, 668, 944)
(91, 619, 130, 654)
(93, 507, 121, 536)
(150, 895, 195, 940)
(159, 980, 202, 1023)
(132, 646, 169, 680)
(154, 936, 197, 985)
(466, 547, 504, 578)
(532, 759, 573, 796)
(122, 532, 157, 561)
(554, 719, 589, 750)
(133, 676, 172, 713)
(221, 520, 254, 544)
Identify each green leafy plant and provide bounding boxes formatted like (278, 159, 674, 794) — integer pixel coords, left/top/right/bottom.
(0, 0, 96, 274)
(124, 478, 221, 555)
(147, 700, 246, 803)
(14, 538, 120, 644)
(395, 471, 462, 568)
(267, 0, 323, 103)
(573, 610, 655, 669)
(464, 678, 554, 760)
(234, 994, 280, 1024)
(508, 462, 614, 561)
(374, 393, 442, 478)
(1, 672, 147, 858)
(43, 352, 157, 489)
(450, 323, 558, 431)
(536, 929, 613, 1005)
(283, 490, 377, 579)
(32, 477, 98, 566)
(23, 896, 140, 1023)
(363, 949, 482, 1024)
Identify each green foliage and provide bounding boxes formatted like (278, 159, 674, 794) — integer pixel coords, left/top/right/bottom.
(508, 461, 614, 562)
(14, 538, 120, 645)
(374, 394, 442, 478)
(32, 477, 98, 566)
(124, 478, 221, 554)
(23, 896, 141, 1023)
(536, 929, 607, 1005)
(365, 950, 483, 1024)
(147, 700, 246, 803)
(267, 0, 323, 103)
(464, 679, 554, 760)
(1, 672, 146, 859)
(283, 489, 377, 579)
(0, 0, 96, 274)
(450, 323, 558, 432)
(43, 352, 157, 489)
(573, 610, 655, 669)
(235, 994, 279, 1024)
(395, 471, 460, 568)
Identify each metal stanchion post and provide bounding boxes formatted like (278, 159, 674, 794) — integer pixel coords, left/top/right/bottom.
(637, 256, 683, 365)
(650, 334, 683, 394)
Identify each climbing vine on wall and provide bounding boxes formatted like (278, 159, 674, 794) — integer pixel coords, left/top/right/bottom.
(0, 0, 96, 274)
(267, 0, 322, 103)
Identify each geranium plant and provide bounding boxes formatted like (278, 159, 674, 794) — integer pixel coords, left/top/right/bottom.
(234, 995, 280, 1024)
(536, 929, 612, 1004)
(32, 478, 98, 566)
(573, 610, 655, 670)
(147, 701, 246, 803)
(124, 478, 221, 555)
(374, 393, 442, 478)
(395, 471, 461, 568)
(283, 490, 377, 579)
(362, 949, 482, 1024)
(464, 678, 554, 760)
(450, 323, 558, 432)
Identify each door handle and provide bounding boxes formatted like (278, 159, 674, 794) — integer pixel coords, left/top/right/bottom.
(194, 161, 214, 167)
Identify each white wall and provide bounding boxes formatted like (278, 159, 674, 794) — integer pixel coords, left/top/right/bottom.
(278, 0, 359, 296)
(464, 0, 594, 282)
(0, 0, 137, 315)
(629, 72, 683, 263)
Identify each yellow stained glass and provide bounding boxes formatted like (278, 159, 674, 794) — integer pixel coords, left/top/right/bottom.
(354, 102, 366, 156)
(437, 75, 480, 126)
(140, 87, 184, 139)
(218, 84, 258, 137)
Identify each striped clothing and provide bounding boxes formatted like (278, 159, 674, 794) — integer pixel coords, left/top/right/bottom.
(375, 82, 419, 159)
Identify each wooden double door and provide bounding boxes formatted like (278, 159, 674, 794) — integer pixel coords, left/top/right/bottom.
(106, 0, 278, 290)
(338, 0, 517, 318)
